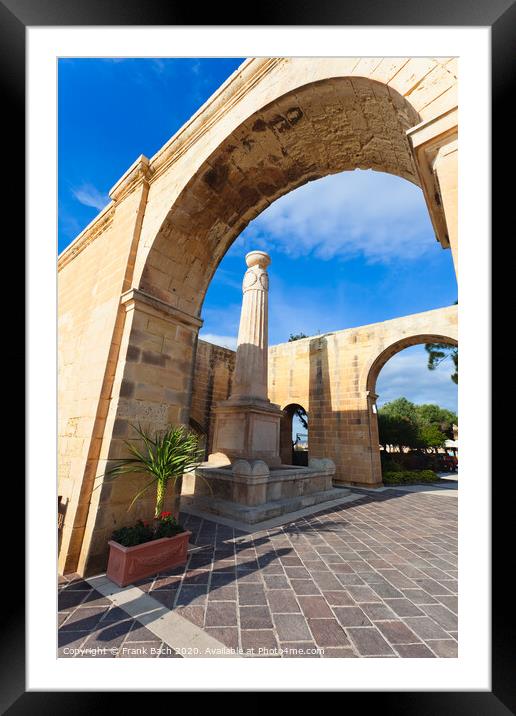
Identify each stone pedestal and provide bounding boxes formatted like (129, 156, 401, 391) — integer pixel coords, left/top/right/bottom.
(209, 401, 282, 467)
(209, 250, 283, 467)
(186, 249, 352, 528)
(186, 458, 350, 526)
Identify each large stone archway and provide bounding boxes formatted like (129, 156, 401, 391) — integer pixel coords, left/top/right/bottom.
(58, 57, 458, 575)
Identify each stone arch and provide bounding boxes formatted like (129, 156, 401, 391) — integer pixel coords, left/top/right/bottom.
(58, 58, 458, 575)
(363, 333, 458, 395)
(136, 75, 423, 317)
(280, 402, 309, 466)
(363, 332, 458, 484)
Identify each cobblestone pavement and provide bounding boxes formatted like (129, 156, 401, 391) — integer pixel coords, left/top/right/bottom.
(58, 488, 458, 658)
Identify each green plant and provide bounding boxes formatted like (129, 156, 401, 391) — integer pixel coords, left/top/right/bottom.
(111, 520, 154, 547)
(378, 398, 457, 452)
(111, 512, 185, 547)
(425, 341, 458, 384)
(380, 453, 404, 472)
(382, 470, 441, 485)
(107, 423, 205, 518)
(288, 332, 309, 342)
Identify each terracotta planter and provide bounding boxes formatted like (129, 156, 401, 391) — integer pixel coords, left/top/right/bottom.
(106, 530, 191, 587)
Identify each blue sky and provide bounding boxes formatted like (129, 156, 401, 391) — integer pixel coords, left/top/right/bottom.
(59, 58, 458, 414)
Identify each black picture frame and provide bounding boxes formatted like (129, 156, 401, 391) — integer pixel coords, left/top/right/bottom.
(8, 0, 507, 710)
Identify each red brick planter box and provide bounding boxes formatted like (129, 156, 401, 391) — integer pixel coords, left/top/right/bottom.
(106, 531, 191, 587)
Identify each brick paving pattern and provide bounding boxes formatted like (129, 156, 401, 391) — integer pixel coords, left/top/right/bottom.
(58, 489, 458, 657)
(58, 576, 182, 658)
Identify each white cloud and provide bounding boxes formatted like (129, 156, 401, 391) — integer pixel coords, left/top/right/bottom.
(199, 333, 237, 351)
(201, 302, 241, 335)
(376, 345, 457, 412)
(241, 169, 434, 264)
(72, 183, 109, 211)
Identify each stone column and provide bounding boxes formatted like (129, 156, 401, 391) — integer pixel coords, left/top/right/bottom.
(208, 250, 283, 466)
(366, 391, 383, 486)
(230, 251, 270, 403)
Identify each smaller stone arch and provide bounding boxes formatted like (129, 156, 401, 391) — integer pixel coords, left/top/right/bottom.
(363, 333, 458, 396)
(363, 332, 458, 485)
(280, 403, 309, 466)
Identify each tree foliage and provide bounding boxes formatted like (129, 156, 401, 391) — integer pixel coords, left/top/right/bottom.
(415, 403, 457, 440)
(288, 332, 309, 342)
(378, 398, 457, 451)
(425, 301, 458, 384)
(294, 406, 308, 431)
(417, 423, 447, 449)
(425, 343, 458, 384)
(378, 411, 419, 450)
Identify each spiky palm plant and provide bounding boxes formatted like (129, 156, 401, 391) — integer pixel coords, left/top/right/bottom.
(107, 424, 205, 518)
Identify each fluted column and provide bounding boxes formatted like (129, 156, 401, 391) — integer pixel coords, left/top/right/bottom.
(230, 251, 270, 403)
(208, 249, 282, 467)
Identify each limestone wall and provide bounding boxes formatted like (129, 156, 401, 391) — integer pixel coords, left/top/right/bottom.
(190, 340, 235, 454)
(57, 175, 149, 574)
(268, 306, 458, 486)
(187, 305, 458, 487)
(57, 57, 458, 575)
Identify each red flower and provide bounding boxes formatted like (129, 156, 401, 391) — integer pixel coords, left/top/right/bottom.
(160, 511, 172, 518)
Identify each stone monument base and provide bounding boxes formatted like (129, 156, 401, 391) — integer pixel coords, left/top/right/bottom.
(209, 399, 283, 467)
(184, 458, 350, 526)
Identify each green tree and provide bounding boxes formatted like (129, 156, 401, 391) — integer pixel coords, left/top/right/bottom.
(417, 423, 447, 450)
(425, 343, 458, 384)
(415, 403, 457, 439)
(378, 398, 455, 451)
(380, 397, 418, 423)
(378, 399, 420, 450)
(294, 406, 308, 431)
(425, 301, 458, 384)
(288, 332, 308, 342)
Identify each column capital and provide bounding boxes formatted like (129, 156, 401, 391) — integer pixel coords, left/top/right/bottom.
(245, 250, 271, 269)
(242, 252, 270, 293)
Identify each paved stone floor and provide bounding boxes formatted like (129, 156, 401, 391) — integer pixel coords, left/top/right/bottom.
(58, 488, 458, 658)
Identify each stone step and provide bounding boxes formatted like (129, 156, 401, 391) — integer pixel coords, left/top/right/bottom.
(180, 487, 357, 532)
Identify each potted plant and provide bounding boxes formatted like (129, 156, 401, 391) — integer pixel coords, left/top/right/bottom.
(105, 424, 204, 587)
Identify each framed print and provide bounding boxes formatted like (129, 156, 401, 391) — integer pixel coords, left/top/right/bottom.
(6, 0, 509, 709)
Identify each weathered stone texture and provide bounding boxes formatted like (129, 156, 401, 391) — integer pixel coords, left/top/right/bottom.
(188, 305, 457, 488)
(57, 57, 458, 575)
(190, 340, 235, 453)
(58, 179, 149, 575)
(268, 306, 457, 486)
